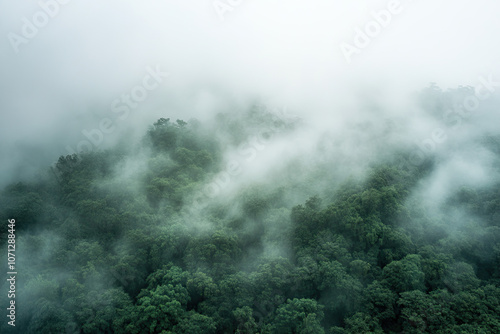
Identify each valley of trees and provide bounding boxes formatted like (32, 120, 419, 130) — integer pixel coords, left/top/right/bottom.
(1, 101, 500, 333)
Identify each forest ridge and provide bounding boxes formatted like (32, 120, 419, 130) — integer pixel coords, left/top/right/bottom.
(1, 91, 500, 333)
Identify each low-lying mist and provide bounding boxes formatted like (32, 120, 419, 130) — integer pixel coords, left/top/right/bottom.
(1, 1, 500, 333)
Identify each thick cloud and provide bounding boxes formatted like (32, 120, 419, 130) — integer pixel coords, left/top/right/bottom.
(1, 0, 500, 188)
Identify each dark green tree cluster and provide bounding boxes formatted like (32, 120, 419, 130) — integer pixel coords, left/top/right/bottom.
(1, 108, 500, 333)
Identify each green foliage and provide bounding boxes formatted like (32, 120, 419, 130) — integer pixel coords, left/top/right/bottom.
(382, 254, 426, 293)
(173, 311, 217, 333)
(185, 230, 241, 277)
(117, 284, 190, 333)
(274, 298, 324, 334)
(343, 312, 383, 334)
(1, 114, 500, 333)
(233, 306, 258, 333)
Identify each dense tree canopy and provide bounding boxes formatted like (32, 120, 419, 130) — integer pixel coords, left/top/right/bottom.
(1, 104, 500, 333)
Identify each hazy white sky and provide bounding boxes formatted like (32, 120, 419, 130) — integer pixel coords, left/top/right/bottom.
(0, 0, 499, 185)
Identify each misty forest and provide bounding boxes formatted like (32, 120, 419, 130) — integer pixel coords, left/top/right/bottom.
(2, 1, 500, 334)
(1, 84, 500, 333)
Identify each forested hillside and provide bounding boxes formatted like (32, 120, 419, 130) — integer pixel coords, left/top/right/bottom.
(1, 98, 500, 333)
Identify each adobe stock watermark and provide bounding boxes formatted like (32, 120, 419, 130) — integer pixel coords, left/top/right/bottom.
(6, 219, 17, 327)
(340, 0, 414, 64)
(213, 0, 244, 21)
(7, 0, 73, 54)
(397, 74, 499, 172)
(188, 105, 299, 212)
(65, 65, 169, 155)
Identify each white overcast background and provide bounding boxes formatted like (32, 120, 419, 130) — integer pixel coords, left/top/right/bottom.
(0, 0, 499, 187)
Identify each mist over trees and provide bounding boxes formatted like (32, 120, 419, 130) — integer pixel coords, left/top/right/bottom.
(1, 87, 500, 333)
(2, 1, 500, 333)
